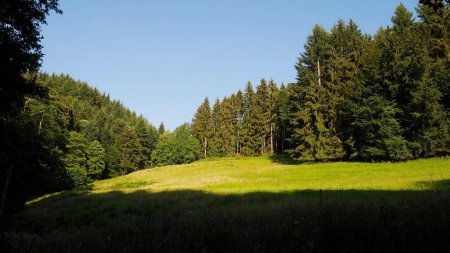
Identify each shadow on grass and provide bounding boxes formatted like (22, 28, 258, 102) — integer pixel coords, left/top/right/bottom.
(2, 181, 450, 253)
(269, 155, 303, 165)
(418, 179, 450, 190)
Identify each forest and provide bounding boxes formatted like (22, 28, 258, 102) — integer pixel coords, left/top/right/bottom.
(192, 3, 449, 162)
(0, 0, 449, 242)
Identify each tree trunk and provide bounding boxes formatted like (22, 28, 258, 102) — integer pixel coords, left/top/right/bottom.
(204, 136, 207, 159)
(23, 97, 30, 111)
(236, 129, 240, 155)
(317, 58, 321, 86)
(270, 124, 274, 154)
(281, 121, 285, 154)
(262, 138, 265, 156)
(38, 114, 44, 135)
(317, 59, 321, 87)
(0, 164, 13, 218)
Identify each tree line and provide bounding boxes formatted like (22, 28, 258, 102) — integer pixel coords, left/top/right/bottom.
(192, 2, 449, 161)
(25, 73, 202, 183)
(2, 71, 200, 218)
(27, 73, 161, 184)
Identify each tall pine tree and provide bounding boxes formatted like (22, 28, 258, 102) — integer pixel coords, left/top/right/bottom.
(192, 98, 213, 158)
(291, 25, 344, 161)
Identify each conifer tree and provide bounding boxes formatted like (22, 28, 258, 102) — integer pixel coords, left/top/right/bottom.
(234, 91, 245, 154)
(291, 25, 344, 161)
(220, 96, 237, 155)
(253, 80, 271, 155)
(268, 80, 279, 154)
(86, 140, 105, 179)
(135, 116, 158, 168)
(384, 4, 447, 157)
(210, 98, 225, 156)
(241, 82, 259, 156)
(416, 1, 450, 154)
(158, 122, 166, 135)
(329, 19, 366, 157)
(349, 28, 411, 160)
(115, 125, 143, 174)
(275, 84, 291, 154)
(192, 98, 213, 158)
(187, 2, 450, 160)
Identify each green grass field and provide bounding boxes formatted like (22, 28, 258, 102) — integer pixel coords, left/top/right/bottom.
(3, 157, 450, 252)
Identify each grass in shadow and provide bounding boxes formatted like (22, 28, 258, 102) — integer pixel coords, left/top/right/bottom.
(420, 179, 450, 190)
(2, 181, 450, 253)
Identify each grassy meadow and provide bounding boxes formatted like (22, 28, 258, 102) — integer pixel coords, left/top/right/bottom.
(3, 156, 450, 252)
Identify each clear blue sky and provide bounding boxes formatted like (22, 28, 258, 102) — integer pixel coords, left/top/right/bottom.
(41, 0, 418, 130)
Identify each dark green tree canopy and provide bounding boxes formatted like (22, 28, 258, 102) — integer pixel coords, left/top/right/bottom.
(191, 3, 449, 161)
(1, 0, 62, 219)
(0, 0, 61, 118)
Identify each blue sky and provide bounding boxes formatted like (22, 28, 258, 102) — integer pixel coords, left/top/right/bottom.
(41, 0, 418, 130)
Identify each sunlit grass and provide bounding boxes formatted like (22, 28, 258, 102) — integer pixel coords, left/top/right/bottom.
(90, 156, 450, 194)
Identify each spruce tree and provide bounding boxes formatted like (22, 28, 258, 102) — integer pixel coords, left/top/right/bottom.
(268, 80, 279, 154)
(241, 82, 259, 156)
(115, 124, 143, 174)
(135, 117, 157, 168)
(191, 98, 213, 158)
(253, 79, 271, 155)
(275, 84, 291, 154)
(384, 4, 447, 157)
(234, 91, 245, 154)
(416, 1, 450, 155)
(291, 25, 344, 161)
(86, 140, 105, 180)
(158, 122, 166, 135)
(329, 19, 365, 157)
(220, 96, 237, 155)
(349, 28, 411, 160)
(210, 98, 225, 156)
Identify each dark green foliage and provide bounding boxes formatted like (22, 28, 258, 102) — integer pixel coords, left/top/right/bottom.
(86, 141, 105, 180)
(220, 96, 238, 155)
(151, 124, 200, 166)
(119, 127, 142, 173)
(210, 99, 225, 156)
(420, 0, 450, 11)
(0, 0, 61, 219)
(275, 84, 291, 154)
(191, 3, 449, 161)
(135, 117, 159, 168)
(252, 80, 271, 155)
(240, 82, 259, 156)
(0, 0, 61, 119)
(290, 25, 345, 161)
(191, 98, 213, 158)
(267, 81, 279, 154)
(150, 133, 173, 167)
(33, 74, 159, 177)
(350, 96, 411, 160)
(64, 132, 89, 187)
(158, 122, 165, 135)
(0, 118, 66, 219)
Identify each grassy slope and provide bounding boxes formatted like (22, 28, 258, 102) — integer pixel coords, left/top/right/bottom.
(4, 157, 450, 252)
(90, 156, 450, 193)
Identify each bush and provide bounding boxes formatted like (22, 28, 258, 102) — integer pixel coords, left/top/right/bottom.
(151, 123, 200, 166)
